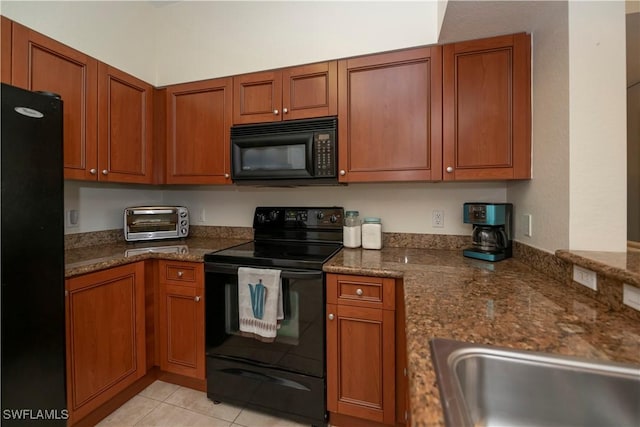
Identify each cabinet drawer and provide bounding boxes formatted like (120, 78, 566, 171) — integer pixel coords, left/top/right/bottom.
(159, 260, 203, 286)
(327, 274, 395, 310)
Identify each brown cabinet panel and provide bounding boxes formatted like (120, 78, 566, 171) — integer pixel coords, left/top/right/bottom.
(158, 261, 205, 379)
(327, 304, 395, 425)
(1, 16, 11, 84)
(282, 61, 337, 121)
(233, 70, 281, 124)
(233, 62, 337, 124)
(65, 262, 146, 424)
(338, 47, 442, 183)
(443, 33, 531, 180)
(165, 77, 232, 184)
(98, 63, 154, 183)
(11, 22, 98, 181)
(327, 273, 395, 310)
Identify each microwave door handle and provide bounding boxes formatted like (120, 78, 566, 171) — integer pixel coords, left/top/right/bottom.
(204, 263, 323, 280)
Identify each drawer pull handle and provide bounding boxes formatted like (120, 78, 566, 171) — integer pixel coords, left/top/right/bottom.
(194, 296, 201, 302)
(328, 313, 334, 320)
(177, 271, 184, 277)
(356, 288, 363, 296)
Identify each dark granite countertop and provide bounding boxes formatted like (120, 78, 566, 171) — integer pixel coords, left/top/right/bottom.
(65, 237, 249, 277)
(323, 247, 640, 427)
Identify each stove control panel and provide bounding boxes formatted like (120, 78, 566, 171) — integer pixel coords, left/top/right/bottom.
(253, 207, 343, 229)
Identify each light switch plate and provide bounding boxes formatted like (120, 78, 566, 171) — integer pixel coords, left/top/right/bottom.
(623, 284, 640, 311)
(573, 265, 597, 290)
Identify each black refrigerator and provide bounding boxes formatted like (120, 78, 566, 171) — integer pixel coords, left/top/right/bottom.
(1, 83, 67, 425)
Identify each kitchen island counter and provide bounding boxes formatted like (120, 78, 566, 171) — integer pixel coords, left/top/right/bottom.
(323, 247, 640, 426)
(65, 237, 250, 277)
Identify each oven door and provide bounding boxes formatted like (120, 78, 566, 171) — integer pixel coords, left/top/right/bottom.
(204, 263, 325, 378)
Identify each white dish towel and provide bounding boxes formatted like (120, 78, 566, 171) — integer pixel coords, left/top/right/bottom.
(237, 267, 283, 342)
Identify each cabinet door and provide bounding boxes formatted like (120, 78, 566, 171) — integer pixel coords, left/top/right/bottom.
(443, 33, 531, 180)
(1, 16, 11, 84)
(12, 22, 98, 181)
(338, 47, 442, 182)
(98, 63, 153, 183)
(65, 262, 146, 424)
(233, 70, 282, 124)
(327, 304, 395, 425)
(166, 77, 233, 184)
(159, 283, 205, 379)
(282, 61, 337, 121)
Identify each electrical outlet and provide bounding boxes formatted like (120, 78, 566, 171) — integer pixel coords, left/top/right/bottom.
(623, 284, 640, 312)
(573, 265, 597, 290)
(523, 214, 532, 237)
(65, 210, 79, 228)
(432, 209, 444, 228)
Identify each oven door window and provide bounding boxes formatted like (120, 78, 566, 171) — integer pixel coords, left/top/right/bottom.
(231, 133, 314, 179)
(206, 271, 324, 378)
(126, 212, 177, 233)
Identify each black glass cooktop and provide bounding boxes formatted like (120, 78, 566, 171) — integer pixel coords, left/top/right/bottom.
(204, 241, 342, 270)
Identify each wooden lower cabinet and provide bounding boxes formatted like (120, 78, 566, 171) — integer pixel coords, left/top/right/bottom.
(158, 260, 205, 379)
(327, 273, 407, 426)
(65, 262, 146, 424)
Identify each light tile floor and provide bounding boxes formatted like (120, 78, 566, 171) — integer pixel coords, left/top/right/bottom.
(96, 380, 311, 427)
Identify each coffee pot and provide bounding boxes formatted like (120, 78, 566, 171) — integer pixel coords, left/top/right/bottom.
(472, 225, 508, 252)
(463, 203, 513, 262)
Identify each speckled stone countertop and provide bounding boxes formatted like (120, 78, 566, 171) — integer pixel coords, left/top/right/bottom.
(65, 237, 249, 277)
(323, 248, 640, 427)
(556, 247, 640, 286)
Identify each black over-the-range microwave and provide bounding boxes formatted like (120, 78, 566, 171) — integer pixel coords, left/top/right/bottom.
(230, 117, 338, 185)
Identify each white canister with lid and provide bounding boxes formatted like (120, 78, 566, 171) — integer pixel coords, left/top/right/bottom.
(362, 217, 382, 249)
(343, 211, 361, 248)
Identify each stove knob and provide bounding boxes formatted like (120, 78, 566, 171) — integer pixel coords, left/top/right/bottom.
(317, 211, 325, 220)
(256, 213, 266, 224)
(329, 214, 338, 223)
(269, 210, 278, 221)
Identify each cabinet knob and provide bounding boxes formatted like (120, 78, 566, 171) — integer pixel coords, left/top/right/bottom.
(328, 313, 335, 320)
(356, 288, 363, 296)
(224, 173, 230, 179)
(339, 170, 346, 176)
(177, 271, 184, 277)
(446, 166, 454, 173)
(194, 296, 201, 302)
(101, 169, 108, 175)
(273, 109, 279, 115)
(283, 108, 288, 114)
(89, 168, 97, 175)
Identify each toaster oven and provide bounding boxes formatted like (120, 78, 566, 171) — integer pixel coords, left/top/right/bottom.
(124, 206, 189, 242)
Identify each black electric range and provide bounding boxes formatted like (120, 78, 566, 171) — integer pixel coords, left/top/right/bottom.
(203, 207, 343, 427)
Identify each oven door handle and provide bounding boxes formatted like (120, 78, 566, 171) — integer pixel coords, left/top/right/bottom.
(205, 262, 324, 280)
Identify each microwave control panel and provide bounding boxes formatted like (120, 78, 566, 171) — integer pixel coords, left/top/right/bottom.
(313, 131, 336, 177)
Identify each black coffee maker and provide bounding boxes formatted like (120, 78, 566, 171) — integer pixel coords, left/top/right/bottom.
(463, 203, 513, 261)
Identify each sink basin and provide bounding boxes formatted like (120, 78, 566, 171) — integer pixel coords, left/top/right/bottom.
(430, 338, 640, 427)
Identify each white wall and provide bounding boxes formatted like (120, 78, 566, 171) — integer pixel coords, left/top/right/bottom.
(1, 1, 158, 84)
(568, 1, 627, 251)
(64, 181, 163, 233)
(153, 1, 439, 86)
(162, 182, 506, 235)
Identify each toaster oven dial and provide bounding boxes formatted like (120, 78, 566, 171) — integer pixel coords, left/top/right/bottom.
(180, 211, 188, 218)
(181, 220, 188, 226)
(181, 228, 188, 235)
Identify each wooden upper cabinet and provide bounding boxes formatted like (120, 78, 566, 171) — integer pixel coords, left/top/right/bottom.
(11, 22, 98, 181)
(233, 61, 337, 124)
(338, 47, 442, 183)
(443, 33, 531, 180)
(165, 77, 233, 184)
(98, 63, 154, 183)
(1, 16, 11, 84)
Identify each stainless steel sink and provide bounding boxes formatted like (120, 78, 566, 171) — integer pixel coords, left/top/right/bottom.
(430, 338, 640, 427)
